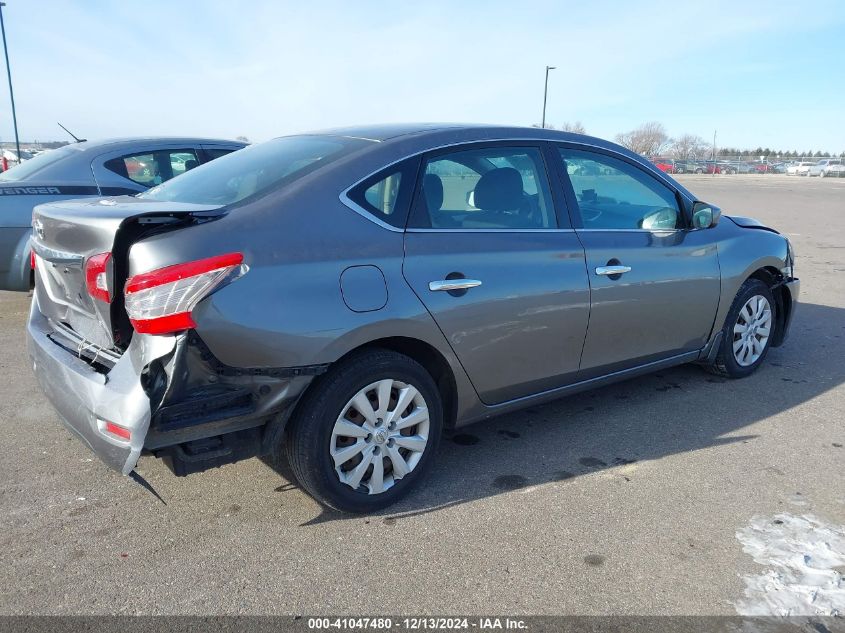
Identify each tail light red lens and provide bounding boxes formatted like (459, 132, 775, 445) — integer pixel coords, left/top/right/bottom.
(30, 249, 35, 270)
(124, 253, 244, 335)
(85, 252, 112, 303)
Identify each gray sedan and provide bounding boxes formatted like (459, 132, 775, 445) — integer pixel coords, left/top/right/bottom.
(0, 137, 246, 291)
(27, 124, 799, 512)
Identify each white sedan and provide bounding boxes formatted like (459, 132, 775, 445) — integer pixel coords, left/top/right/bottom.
(808, 159, 844, 177)
(786, 161, 815, 176)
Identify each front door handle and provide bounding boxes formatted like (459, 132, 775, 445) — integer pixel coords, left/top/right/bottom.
(429, 279, 482, 292)
(595, 265, 632, 276)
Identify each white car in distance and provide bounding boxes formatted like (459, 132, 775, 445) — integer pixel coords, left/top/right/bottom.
(786, 161, 816, 176)
(808, 158, 845, 178)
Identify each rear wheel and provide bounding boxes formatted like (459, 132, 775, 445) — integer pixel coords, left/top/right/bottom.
(707, 279, 775, 378)
(281, 349, 443, 513)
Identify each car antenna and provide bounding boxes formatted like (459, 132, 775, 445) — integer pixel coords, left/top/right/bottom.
(57, 122, 86, 143)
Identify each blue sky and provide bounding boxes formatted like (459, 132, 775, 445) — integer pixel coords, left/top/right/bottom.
(1, 0, 844, 152)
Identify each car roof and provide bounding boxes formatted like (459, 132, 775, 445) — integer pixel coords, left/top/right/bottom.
(292, 122, 617, 147)
(295, 123, 491, 141)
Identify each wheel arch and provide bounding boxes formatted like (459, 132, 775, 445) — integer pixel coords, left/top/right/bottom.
(334, 336, 459, 430)
(745, 265, 790, 347)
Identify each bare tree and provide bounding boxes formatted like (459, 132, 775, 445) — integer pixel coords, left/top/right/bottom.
(560, 121, 586, 134)
(671, 133, 708, 159)
(236, 135, 250, 143)
(614, 122, 670, 157)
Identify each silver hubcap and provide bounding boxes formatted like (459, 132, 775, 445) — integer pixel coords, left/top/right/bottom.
(732, 295, 772, 367)
(330, 379, 430, 495)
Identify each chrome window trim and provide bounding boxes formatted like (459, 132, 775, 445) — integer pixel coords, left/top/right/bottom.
(576, 228, 683, 233)
(339, 195, 405, 233)
(338, 136, 689, 233)
(406, 228, 576, 234)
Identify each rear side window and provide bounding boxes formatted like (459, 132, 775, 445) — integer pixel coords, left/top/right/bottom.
(364, 172, 402, 215)
(140, 136, 367, 205)
(346, 159, 418, 228)
(105, 149, 200, 187)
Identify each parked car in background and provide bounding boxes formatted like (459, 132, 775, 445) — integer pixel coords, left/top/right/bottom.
(2, 148, 34, 166)
(718, 161, 754, 175)
(28, 124, 799, 512)
(822, 163, 845, 177)
(692, 160, 722, 174)
(0, 137, 246, 291)
(786, 161, 815, 176)
(752, 161, 781, 174)
(652, 158, 680, 174)
(808, 158, 844, 177)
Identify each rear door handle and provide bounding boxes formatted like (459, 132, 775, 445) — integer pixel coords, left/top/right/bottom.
(429, 279, 482, 292)
(595, 265, 632, 276)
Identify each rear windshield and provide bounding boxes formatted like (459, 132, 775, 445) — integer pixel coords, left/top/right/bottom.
(0, 146, 75, 181)
(139, 136, 368, 205)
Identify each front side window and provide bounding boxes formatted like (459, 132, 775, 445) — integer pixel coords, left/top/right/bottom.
(105, 149, 200, 187)
(559, 148, 681, 231)
(411, 146, 556, 229)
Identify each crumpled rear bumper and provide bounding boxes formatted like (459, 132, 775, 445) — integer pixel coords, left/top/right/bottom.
(27, 300, 175, 474)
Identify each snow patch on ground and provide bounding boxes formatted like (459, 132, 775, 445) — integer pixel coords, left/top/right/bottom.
(736, 513, 845, 616)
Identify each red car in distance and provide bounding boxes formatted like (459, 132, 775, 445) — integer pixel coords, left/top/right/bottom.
(652, 158, 678, 174)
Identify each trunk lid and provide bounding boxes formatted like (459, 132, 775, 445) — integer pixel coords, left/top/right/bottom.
(32, 196, 224, 351)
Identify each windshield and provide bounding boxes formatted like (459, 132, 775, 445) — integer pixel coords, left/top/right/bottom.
(139, 136, 369, 205)
(0, 146, 75, 182)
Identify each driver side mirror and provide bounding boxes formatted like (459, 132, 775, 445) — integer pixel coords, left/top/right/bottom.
(692, 202, 721, 229)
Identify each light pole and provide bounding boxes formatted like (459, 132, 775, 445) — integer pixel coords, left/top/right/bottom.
(541, 65, 555, 129)
(0, 2, 21, 166)
(712, 129, 717, 176)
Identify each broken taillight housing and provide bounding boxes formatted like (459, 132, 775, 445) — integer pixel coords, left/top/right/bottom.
(85, 252, 112, 303)
(124, 253, 245, 335)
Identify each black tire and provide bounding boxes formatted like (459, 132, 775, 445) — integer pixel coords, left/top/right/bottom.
(706, 279, 776, 378)
(281, 349, 443, 513)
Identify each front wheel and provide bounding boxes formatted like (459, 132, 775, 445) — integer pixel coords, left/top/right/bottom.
(706, 279, 776, 378)
(281, 349, 443, 513)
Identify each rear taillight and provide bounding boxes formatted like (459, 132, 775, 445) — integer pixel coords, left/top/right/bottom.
(30, 249, 35, 270)
(124, 253, 244, 335)
(85, 252, 112, 303)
